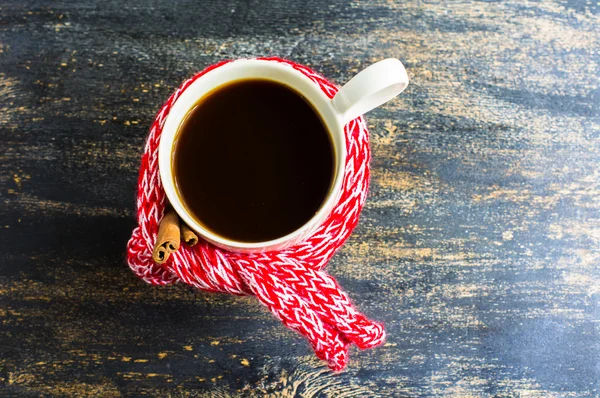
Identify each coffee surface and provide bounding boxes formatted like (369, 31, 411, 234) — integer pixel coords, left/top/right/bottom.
(174, 79, 334, 243)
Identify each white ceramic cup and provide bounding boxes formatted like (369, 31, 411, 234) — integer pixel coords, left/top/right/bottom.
(159, 58, 409, 253)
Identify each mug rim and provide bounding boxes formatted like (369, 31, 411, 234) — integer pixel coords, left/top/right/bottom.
(158, 59, 347, 252)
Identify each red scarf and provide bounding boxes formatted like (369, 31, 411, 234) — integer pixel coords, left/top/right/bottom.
(127, 57, 384, 371)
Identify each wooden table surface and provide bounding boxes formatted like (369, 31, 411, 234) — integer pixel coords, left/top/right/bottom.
(2, 0, 599, 396)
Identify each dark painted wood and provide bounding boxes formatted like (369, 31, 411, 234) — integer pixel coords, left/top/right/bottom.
(1, 0, 599, 396)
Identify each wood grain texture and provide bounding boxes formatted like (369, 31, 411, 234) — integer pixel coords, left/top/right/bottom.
(1, 0, 599, 396)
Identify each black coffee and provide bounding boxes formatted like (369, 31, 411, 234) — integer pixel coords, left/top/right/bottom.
(173, 79, 334, 243)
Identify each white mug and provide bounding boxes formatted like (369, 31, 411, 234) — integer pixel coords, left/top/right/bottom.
(159, 58, 409, 253)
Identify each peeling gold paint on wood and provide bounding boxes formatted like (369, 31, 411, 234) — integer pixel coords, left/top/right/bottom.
(2, 0, 599, 396)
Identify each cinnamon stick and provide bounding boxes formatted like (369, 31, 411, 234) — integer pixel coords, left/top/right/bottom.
(152, 210, 181, 264)
(181, 223, 199, 246)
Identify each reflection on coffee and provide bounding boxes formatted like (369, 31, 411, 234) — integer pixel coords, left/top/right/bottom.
(173, 79, 334, 243)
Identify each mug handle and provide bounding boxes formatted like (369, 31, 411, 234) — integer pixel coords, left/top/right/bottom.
(332, 58, 409, 125)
